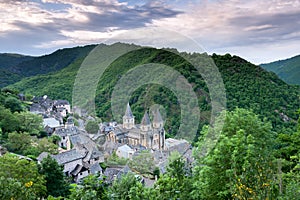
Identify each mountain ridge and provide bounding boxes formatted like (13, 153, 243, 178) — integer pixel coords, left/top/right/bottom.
(6, 43, 299, 139)
(261, 54, 300, 85)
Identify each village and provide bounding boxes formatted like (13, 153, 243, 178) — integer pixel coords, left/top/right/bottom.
(29, 95, 193, 186)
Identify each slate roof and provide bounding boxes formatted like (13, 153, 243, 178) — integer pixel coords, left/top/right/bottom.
(30, 103, 45, 114)
(141, 111, 151, 125)
(71, 164, 85, 176)
(52, 149, 86, 165)
(103, 165, 132, 183)
(124, 103, 134, 118)
(55, 127, 78, 137)
(118, 144, 133, 152)
(54, 100, 70, 106)
(153, 109, 163, 123)
(165, 138, 190, 154)
(43, 118, 60, 128)
(103, 168, 121, 183)
(69, 132, 90, 145)
(90, 163, 103, 174)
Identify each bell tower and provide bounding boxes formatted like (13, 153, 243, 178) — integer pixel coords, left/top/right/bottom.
(140, 111, 153, 147)
(152, 109, 163, 129)
(123, 103, 135, 129)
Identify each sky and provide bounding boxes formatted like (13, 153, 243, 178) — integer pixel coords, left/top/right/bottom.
(1, 0, 300, 64)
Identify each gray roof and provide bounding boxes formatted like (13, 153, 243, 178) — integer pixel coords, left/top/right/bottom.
(124, 103, 134, 118)
(153, 109, 163, 123)
(118, 144, 133, 153)
(141, 111, 151, 125)
(103, 166, 132, 183)
(71, 164, 85, 176)
(54, 100, 70, 106)
(55, 127, 78, 137)
(52, 149, 86, 165)
(103, 168, 121, 183)
(43, 118, 60, 128)
(69, 133, 91, 145)
(30, 103, 45, 113)
(90, 163, 102, 174)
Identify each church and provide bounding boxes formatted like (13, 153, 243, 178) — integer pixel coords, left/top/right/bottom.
(106, 103, 166, 150)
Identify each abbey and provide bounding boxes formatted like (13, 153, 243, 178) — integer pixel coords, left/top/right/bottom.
(106, 103, 166, 150)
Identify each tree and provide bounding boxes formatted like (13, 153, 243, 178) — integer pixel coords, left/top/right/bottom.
(4, 96, 23, 113)
(69, 174, 107, 200)
(0, 105, 20, 135)
(128, 150, 155, 175)
(108, 173, 144, 200)
(153, 152, 194, 200)
(16, 112, 43, 136)
(193, 108, 278, 199)
(0, 176, 38, 200)
(39, 155, 70, 197)
(36, 138, 58, 155)
(278, 111, 300, 199)
(85, 120, 99, 134)
(5, 131, 31, 154)
(0, 154, 46, 198)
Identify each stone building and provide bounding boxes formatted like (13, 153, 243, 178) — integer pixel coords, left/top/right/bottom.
(106, 103, 165, 150)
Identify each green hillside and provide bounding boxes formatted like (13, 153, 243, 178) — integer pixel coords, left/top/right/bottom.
(0, 54, 34, 87)
(0, 45, 96, 88)
(9, 44, 300, 139)
(0, 53, 33, 69)
(11, 45, 96, 77)
(261, 55, 300, 85)
(0, 69, 23, 88)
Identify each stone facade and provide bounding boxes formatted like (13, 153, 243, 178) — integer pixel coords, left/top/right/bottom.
(106, 103, 165, 150)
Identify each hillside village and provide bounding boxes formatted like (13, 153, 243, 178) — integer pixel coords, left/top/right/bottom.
(21, 95, 193, 184)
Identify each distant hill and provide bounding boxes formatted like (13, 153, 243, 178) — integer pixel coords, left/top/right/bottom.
(0, 53, 33, 69)
(0, 45, 96, 88)
(261, 55, 300, 85)
(8, 43, 300, 139)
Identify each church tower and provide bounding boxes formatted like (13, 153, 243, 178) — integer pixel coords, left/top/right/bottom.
(140, 111, 153, 147)
(152, 109, 165, 150)
(123, 103, 135, 129)
(152, 109, 163, 129)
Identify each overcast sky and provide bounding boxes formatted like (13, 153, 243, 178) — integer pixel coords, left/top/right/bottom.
(1, 0, 300, 64)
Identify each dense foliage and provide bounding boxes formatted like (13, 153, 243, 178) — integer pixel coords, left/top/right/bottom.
(1, 44, 299, 198)
(8, 44, 300, 139)
(0, 90, 58, 157)
(0, 46, 95, 88)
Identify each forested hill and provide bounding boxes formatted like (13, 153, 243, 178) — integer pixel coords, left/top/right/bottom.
(7, 43, 300, 138)
(0, 45, 96, 88)
(261, 55, 300, 85)
(0, 53, 34, 87)
(0, 53, 33, 69)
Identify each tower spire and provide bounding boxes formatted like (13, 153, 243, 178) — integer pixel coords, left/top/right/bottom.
(141, 111, 151, 125)
(124, 102, 133, 118)
(123, 103, 134, 129)
(153, 109, 163, 129)
(153, 109, 163, 123)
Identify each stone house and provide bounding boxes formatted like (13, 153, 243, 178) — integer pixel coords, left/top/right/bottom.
(116, 144, 135, 159)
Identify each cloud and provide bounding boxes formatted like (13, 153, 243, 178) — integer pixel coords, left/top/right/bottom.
(0, 0, 300, 63)
(0, 0, 181, 54)
(149, 0, 300, 63)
